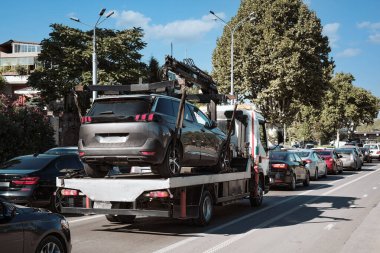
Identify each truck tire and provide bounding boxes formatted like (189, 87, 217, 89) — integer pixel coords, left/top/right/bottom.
(250, 176, 263, 207)
(84, 163, 109, 178)
(116, 215, 136, 224)
(194, 190, 213, 226)
(155, 143, 182, 178)
(105, 214, 118, 222)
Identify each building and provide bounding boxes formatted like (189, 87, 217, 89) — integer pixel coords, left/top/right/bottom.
(0, 40, 41, 95)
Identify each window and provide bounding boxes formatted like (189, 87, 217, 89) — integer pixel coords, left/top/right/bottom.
(89, 99, 150, 117)
(288, 153, 296, 162)
(193, 107, 209, 126)
(155, 98, 174, 116)
(258, 121, 268, 151)
(294, 154, 302, 163)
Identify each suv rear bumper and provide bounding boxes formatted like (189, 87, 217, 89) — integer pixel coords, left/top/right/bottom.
(79, 138, 167, 166)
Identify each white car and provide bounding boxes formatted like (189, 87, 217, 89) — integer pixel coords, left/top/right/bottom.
(363, 144, 380, 160)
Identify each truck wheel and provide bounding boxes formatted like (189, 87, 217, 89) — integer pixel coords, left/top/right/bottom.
(156, 143, 181, 178)
(116, 215, 136, 224)
(250, 176, 263, 207)
(84, 163, 109, 178)
(105, 214, 118, 222)
(194, 190, 213, 226)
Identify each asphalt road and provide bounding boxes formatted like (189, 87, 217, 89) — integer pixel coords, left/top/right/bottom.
(66, 161, 380, 253)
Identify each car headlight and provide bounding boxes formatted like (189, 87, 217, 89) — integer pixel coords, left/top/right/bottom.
(61, 219, 70, 230)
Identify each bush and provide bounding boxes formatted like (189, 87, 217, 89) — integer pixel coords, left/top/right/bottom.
(0, 95, 55, 163)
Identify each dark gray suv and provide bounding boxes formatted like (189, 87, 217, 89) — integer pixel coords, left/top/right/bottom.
(79, 94, 227, 178)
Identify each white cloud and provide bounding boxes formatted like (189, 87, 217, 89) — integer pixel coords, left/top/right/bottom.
(357, 21, 380, 44)
(323, 23, 340, 47)
(303, 0, 312, 6)
(113, 10, 225, 42)
(336, 48, 361, 58)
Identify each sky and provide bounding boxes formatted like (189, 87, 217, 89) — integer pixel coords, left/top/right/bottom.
(0, 0, 379, 97)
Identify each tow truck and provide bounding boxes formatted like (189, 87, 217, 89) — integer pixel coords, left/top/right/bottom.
(55, 56, 271, 225)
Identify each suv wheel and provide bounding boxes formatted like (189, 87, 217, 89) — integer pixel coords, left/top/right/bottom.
(157, 143, 181, 178)
(84, 163, 109, 178)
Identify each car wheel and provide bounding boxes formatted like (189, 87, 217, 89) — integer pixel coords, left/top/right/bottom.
(303, 172, 310, 187)
(212, 145, 229, 173)
(157, 143, 182, 178)
(84, 163, 109, 178)
(339, 167, 343, 174)
(193, 190, 213, 226)
(354, 162, 358, 171)
(250, 175, 263, 207)
(314, 169, 318, 181)
(322, 166, 328, 178)
(105, 214, 119, 222)
(36, 235, 65, 253)
(289, 174, 296, 191)
(116, 215, 136, 224)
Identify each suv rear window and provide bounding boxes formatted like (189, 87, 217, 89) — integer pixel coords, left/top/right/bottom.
(89, 99, 150, 117)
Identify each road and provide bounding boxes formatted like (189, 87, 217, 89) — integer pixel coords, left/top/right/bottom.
(66, 161, 380, 253)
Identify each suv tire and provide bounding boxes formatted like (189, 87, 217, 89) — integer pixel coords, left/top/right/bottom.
(155, 143, 182, 178)
(84, 163, 109, 178)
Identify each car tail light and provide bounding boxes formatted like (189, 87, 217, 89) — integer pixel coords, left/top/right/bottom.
(140, 151, 156, 156)
(329, 158, 334, 162)
(81, 116, 92, 124)
(304, 159, 312, 164)
(145, 191, 170, 198)
(79, 151, 85, 157)
(272, 163, 288, 169)
(135, 113, 158, 122)
(12, 177, 39, 185)
(61, 189, 79, 196)
(377, 151, 380, 154)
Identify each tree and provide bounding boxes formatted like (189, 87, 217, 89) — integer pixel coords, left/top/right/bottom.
(212, 0, 334, 125)
(0, 95, 55, 163)
(28, 24, 147, 103)
(147, 56, 161, 83)
(319, 73, 380, 141)
(0, 75, 6, 92)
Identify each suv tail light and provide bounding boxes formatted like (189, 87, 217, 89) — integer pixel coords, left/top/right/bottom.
(81, 116, 92, 124)
(12, 177, 40, 185)
(135, 113, 158, 122)
(304, 159, 312, 164)
(272, 163, 288, 169)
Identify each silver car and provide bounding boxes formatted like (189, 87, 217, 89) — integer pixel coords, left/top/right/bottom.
(335, 148, 361, 170)
(363, 143, 380, 160)
(288, 149, 327, 180)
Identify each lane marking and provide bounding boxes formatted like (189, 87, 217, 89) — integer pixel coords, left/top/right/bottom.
(363, 194, 368, 198)
(373, 187, 377, 190)
(201, 168, 380, 253)
(350, 205, 356, 208)
(68, 215, 103, 224)
(324, 223, 335, 230)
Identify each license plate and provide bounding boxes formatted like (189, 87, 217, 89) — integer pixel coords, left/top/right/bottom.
(0, 182, 10, 187)
(93, 201, 112, 209)
(96, 136, 128, 143)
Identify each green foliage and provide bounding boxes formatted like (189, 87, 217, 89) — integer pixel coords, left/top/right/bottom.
(15, 65, 28, 75)
(146, 56, 161, 83)
(212, 0, 333, 125)
(0, 95, 55, 163)
(28, 24, 147, 103)
(357, 119, 380, 132)
(0, 75, 6, 91)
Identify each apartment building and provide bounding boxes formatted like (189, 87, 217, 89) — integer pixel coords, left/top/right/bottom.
(0, 40, 41, 95)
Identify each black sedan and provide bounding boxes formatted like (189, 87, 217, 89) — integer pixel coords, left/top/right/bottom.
(0, 154, 83, 211)
(269, 151, 310, 190)
(0, 198, 71, 253)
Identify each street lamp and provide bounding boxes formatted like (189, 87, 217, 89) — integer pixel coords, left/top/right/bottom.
(70, 8, 114, 101)
(210, 11, 255, 101)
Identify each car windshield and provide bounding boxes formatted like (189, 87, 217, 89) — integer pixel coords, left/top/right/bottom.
(89, 98, 151, 117)
(270, 152, 288, 160)
(0, 156, 53, 170)
(335, 149, 353, 154)
(315, 151, 331, 156)
(293, 152, 310, 158)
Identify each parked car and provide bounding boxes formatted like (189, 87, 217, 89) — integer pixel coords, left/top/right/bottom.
(335, 148, 361, 170)
(359, 147, 372, 163)
(0, 154, 83, 210)
(363, 143, 380, 160)
(288, 149, 327, 180)
(78, 94, 227, 178)
(315, 149, 344, 174)
(339, 146, 363, 168)
(0, 198, 71, 253)
(44, 146, 78, 155)
(269, 151, 310, 190)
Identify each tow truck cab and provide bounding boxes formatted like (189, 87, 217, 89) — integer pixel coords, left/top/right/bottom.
(216, 104, 270, 193)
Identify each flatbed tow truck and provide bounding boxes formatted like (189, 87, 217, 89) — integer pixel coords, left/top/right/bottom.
(56, 56, 268, 225)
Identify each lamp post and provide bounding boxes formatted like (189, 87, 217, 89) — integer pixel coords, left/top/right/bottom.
(210, 11, 254, 101)
(70, 8, 114, 101)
